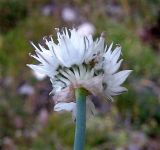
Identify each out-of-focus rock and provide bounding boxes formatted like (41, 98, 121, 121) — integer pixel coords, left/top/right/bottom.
(3, 137, 16, 150)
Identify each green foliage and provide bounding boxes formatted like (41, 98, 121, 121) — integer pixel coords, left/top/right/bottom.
(0, 0, 28, 33)
(0, 15, 61, 75)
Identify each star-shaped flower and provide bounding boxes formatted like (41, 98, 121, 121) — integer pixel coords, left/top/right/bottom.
(27, 27, 132, 119)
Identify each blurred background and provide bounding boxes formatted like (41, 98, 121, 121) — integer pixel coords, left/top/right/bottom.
(0, 0, 160, 149)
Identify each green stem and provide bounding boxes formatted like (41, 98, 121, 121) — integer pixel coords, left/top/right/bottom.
(74, 88, 87, 150)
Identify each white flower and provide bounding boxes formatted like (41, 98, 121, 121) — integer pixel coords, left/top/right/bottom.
(77, 22, 95, 36)
(61, 7, 77, 22)
(27, 27, 132, 119)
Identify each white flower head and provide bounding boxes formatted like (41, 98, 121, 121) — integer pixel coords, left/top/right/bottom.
(27, 27, 132, 119)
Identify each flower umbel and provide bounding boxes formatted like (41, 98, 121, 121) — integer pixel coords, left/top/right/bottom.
(27, 27, 132, 119)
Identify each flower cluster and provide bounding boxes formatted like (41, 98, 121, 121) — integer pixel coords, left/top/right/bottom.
(27, 28, 131, 119)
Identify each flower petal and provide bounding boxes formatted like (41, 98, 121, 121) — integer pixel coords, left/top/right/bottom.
(54, 102, 76, 112)
(110, 70, 132, 87)
(106, 86, 128, 96)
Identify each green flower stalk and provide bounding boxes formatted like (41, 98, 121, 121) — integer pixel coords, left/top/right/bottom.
(74, 88, 87, 150)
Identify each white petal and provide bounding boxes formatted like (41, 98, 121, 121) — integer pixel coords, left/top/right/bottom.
(72, 67, 80, 80)
(104, 42, 113, 58)
(106, 86, 128, 96)
(58, 76, 70, 86)
(53, 43, 71, 67)
(109, 59, 123, 74)
(30, 42, 40, 51)
(64, 69, 77, 81)
(55, 29, 85, 66)
(94, 37, 105, 53)
(111, 70, 132, 86)
(27, 64, 54, 77)
(79, 65, 87, 80)
(110, 46, 121, 64)
(59, 69, 75, 83)
(54, 102, 76, 112)
(104, 59, 123, 74)
(54, 102, 77, 121)
(32, 70, 46, 80)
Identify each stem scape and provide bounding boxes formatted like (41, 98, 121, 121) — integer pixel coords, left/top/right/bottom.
(74, 88, 87, 150)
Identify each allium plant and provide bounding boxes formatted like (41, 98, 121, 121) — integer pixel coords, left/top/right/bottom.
(27, 28, 131, 150)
